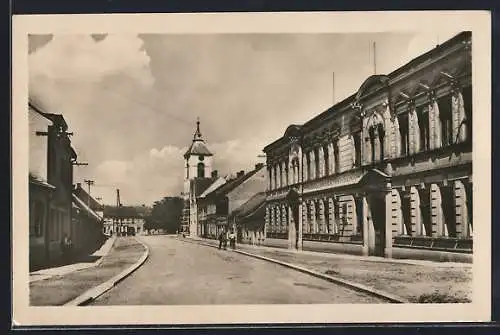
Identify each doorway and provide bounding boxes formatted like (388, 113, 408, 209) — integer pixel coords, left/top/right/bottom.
(369, 194, 386, 256)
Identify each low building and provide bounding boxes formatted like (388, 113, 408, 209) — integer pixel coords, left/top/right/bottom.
(103, 206, 148, 236)
(230, 191, 267, 245)
(262, 32, 472, 262)
(199, 163, 267, 239)
(29, 101, 78, 269)
(71, 190, 105, 255)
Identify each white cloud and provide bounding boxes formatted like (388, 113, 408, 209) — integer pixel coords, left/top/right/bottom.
(29, 34, 154, 87)
(400, 31, 462, 67)
(90, 139, 267, 206)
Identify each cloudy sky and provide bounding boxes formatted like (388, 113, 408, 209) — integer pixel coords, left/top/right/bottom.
(28, 31, 460, 206)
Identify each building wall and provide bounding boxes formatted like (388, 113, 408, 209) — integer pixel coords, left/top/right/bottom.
(262, 32, 472, 261)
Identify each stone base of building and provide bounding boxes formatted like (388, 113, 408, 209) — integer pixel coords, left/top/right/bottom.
(261, 238, 289, 249)
(392, 247, 473, 263)
(302, 240, 364, 256)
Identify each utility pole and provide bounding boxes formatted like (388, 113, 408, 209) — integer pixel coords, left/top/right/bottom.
(373, 41, 377, 75)
(84, 179, 94, 209)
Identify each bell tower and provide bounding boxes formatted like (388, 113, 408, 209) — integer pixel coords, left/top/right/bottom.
(181, 117, 214, 235)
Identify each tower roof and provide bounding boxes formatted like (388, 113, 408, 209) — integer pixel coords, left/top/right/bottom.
(184, 118, 213, 158)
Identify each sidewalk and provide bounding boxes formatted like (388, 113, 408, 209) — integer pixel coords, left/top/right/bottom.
(30, 236, 117, 283)
(30, 236, 146, 306)
(187, 237, 472, 303)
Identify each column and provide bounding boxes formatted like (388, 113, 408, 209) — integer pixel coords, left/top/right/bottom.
(430, 183, 442, 237)
(268, 167, 273, 191)
(302, 201, 308, 235)
(410, 186, 422, 236)
(319, 199, 325, 234)
(310, 200, 317, 233)
(310, 150, 316, 180)
(281, 203, 287, 234)
(303, 152, 309, 181)
(327, 143, 334, 175)
(452, 90, 467, 143)
(384, 183, 393, 258)
(288, 205, 294, 249)
(283, 160, 289, 187)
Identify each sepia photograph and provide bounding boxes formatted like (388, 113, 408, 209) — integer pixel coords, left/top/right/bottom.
(12, 11, 491, 326)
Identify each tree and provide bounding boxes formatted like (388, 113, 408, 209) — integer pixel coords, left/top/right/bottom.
(144, 196, 183, 233)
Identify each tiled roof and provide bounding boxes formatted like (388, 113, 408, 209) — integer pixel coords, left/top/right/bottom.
(231, 192, 266, 219)
(198, 177, 227, 198)
(184, 141, 213, 157)
(207, 167, 261, 199)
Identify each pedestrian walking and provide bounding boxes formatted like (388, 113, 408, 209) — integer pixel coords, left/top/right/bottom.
(218, 230, 225, 250)
(229, 231, 236, 250)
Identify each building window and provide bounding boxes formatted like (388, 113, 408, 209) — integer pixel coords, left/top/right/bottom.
(438, 94, 453, 146)
(341, 202, 349, 235)
(398, 113, 409, 156)
(306, 154, 311, 180)
(400, 191, 412, 236)
(462, 86, 473, 143)
(333, 139, 340, 173)
(314, 148, 320, 179)
(440, 185, 456, 237)
(417, 106, 430, 151)
(353, 132, 362, 167)
(323, 146, 329, 175)
(197, 162, 205, 178)
(418, 188, 432, 237)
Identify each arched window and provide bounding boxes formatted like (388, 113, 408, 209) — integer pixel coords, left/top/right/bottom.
(197, 162, 205, 178)
(398, 113, 409, 156)
(323, 145, 329, 176)
(417, 106, 430, 151)
(438, 94, 453, 146)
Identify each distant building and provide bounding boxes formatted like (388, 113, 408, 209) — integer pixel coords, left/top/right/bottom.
(103, 205, 148, 236)
(230, 191, 267, 245)
(262, 32, 472, 262)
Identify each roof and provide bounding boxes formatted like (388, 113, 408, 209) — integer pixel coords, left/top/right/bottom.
(72, 194, 102, 222)
(29, 177, 56, 190)
(198, 177, 227, 198)
(74, 184, 102, 211)
(191, 177, 218, 197)
(231, 192, 266, 219)
(263, 31, 471, 152)
(29, 100, 68, 131)
(184, 119, 213, 158)
(206, 166, 262, 199)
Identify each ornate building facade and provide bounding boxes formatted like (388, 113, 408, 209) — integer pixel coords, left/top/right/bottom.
(262, 32, 473, 262)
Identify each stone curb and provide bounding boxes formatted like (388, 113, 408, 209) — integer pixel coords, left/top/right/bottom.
(179, 237, 409, 304)
(64, 237, 150, 306)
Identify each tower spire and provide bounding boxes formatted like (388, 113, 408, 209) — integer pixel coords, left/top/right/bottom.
(194, 116, 203, 141)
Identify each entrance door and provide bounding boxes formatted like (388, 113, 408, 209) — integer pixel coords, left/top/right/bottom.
(369, 195, 386, 256)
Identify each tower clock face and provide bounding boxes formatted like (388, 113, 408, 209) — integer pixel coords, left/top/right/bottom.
(199, 156, 204, 161)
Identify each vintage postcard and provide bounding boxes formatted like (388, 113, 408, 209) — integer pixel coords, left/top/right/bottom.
(12, 11, 491, 326)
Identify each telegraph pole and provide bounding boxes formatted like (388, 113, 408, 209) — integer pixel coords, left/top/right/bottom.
(84, 179, 94, 209)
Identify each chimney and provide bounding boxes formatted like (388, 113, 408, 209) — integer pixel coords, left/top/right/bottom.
(255, 163, 264, 170)
(237, 170, 245, 178)
(211, 170, 218, 179)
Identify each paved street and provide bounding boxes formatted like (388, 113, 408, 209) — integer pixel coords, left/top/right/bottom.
(91, 235, 382, 305)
